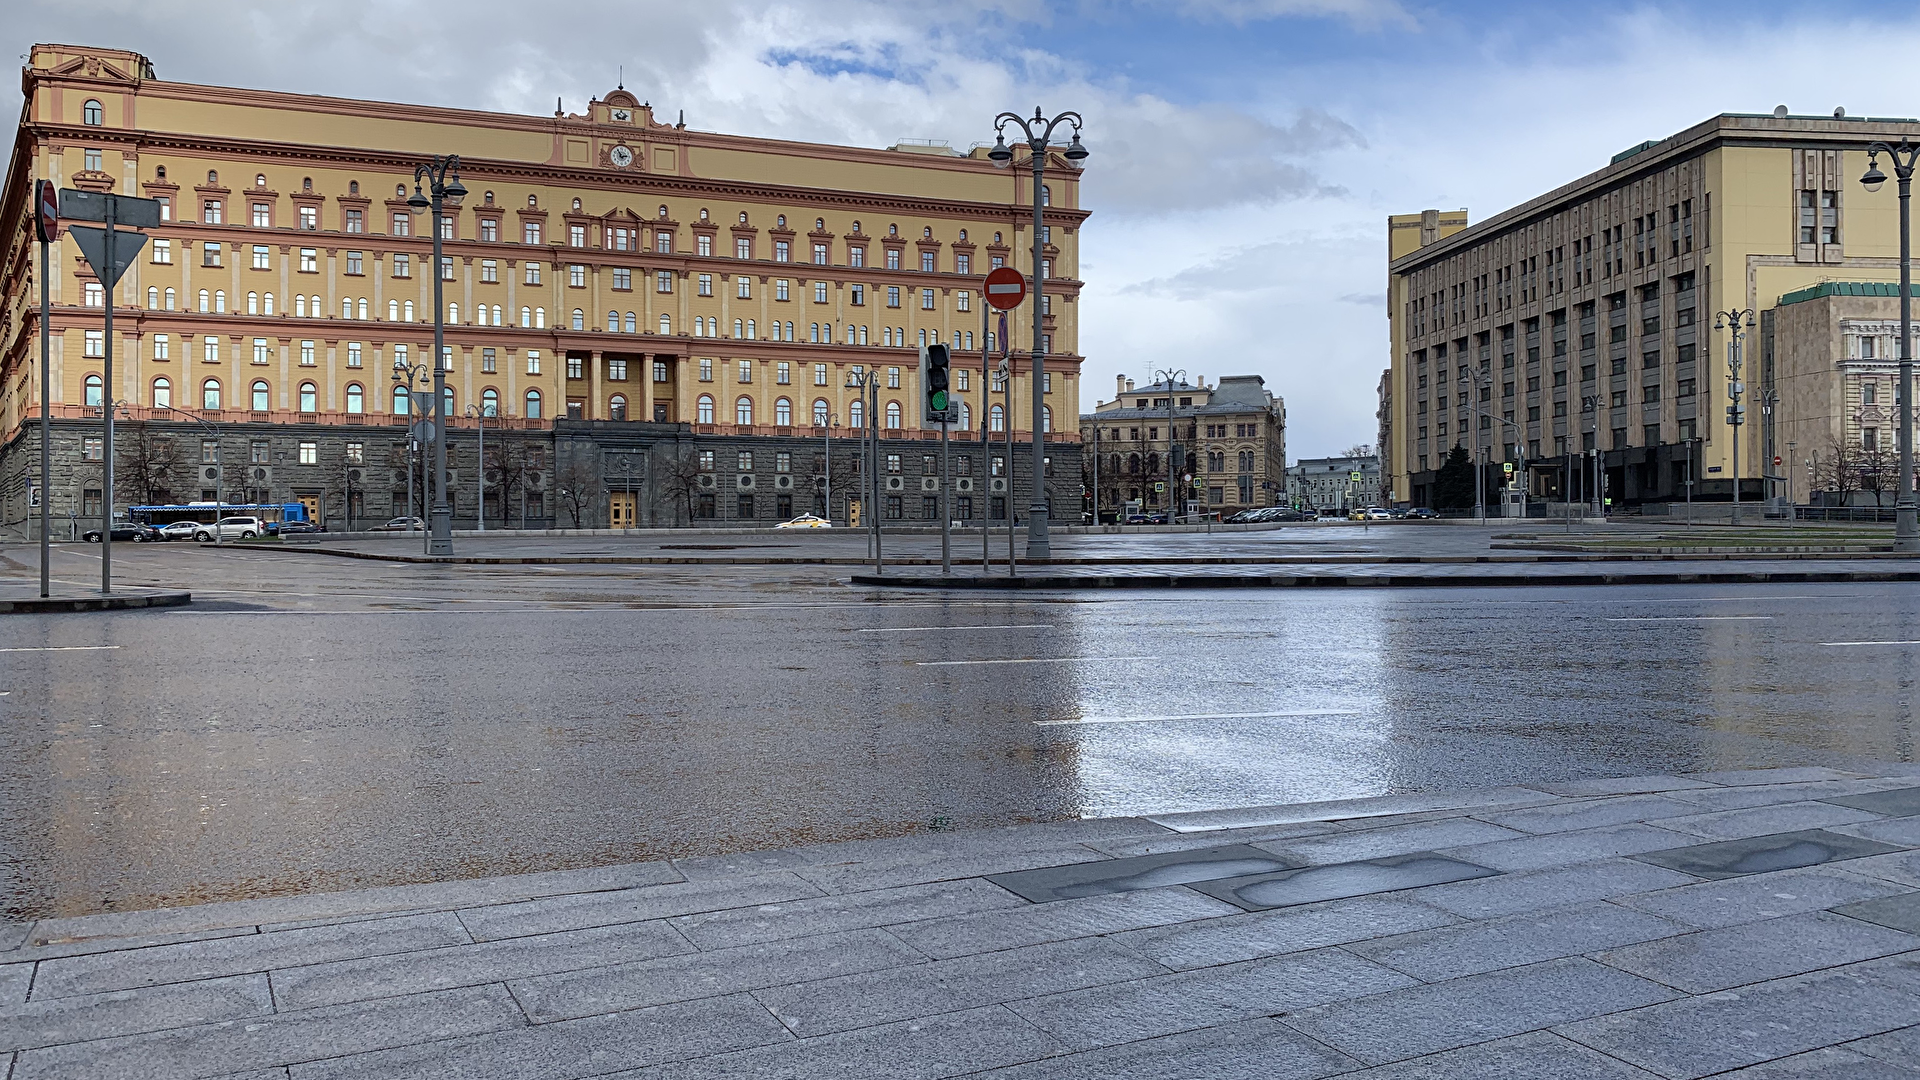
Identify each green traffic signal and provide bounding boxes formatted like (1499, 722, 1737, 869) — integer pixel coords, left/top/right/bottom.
(931, 390, 948, 411)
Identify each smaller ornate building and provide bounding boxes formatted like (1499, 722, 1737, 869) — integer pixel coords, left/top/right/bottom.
(1080, 374, 1285, 522)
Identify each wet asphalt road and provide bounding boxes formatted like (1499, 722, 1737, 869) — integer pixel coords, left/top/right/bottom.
(2, 536, 1918, 919)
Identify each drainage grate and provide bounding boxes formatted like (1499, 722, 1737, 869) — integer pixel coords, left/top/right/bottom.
(1188, 852, 1501, 912)
(1823, 786, 1920, 818)
(1631, 829, 1904, 880)
(987, 844, 1298, 903)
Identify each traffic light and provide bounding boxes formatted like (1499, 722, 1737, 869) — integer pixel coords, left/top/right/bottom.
(922, 343, 951, 424)
(1725, 403, 1745, 427)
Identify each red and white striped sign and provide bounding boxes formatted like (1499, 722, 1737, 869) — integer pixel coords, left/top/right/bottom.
(984, 266, 1026, 310)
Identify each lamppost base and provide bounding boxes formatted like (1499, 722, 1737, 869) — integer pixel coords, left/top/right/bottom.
(1896, 505, 1920, 552)
(428, 509, 454, 556)
(1026, 505, 1050, 558)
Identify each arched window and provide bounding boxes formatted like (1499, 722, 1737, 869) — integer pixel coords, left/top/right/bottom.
(882, 327, 893, 348)
(448, 302, 459, 323)
(198, 289, 210, 313)
(346, 383, 364, 414)
(481, 388, 498, 416)
(1041, 184, 1051, 206)
(152, 377, 171, 408)
(624, 312, 636, 334)
(696, 394, 715, 424)
(388, 299, 400, 321)
(295, 295, 307, 318)
(785, 321, 794, 342)
(736, 396, 754, 425)
(247, 291, 259, 315)
(215, 290, 226, 313)
(1239, 450, 1254, 471)
(148, 286, 159, 308)
(255, 174, 267, 187)
(885, 401, 901, 429)
(813, 399, 830, 426)
(572, 309, 585, 331)
(358, 298, 369, 320)
(1127, 454, 1140, 475)
(520, 306, 531, 326)
(535, 307, 546, 328)
(1041, 406, 1051, 433)
(263, 293, 274, 316)
(746, 319, 756, 340)
(84, 374, 104, 407)
(402, 300, 414, 321)
(298, 382, 317, 412)
(524, 389, 542, 419)
(83, 281, 104, 307)
(202, 378, 221, 410)
(393, 386, 410, 415)
(165, 287, 176, 310)
(343, 298, 354, 319)
(609, 394, 627, 421)
(958, 401, 971, 429)
(775, 398, 792, 426)
(658, 205, 669, 218)
(607, 310, 619, 332)
(442, 386, 455, 416)
(810, 323, 820, 343)
(1146, 452, 1160, 475)
(849, 399, 864, 428)
(659, 314, 672, 334)
(349, 180, 359, 195)
(251, 380, 270, 411)
(990, 404, 1005, 432)
(83, 99, 103, 126)
(733, 319, 744, 338)
(207, 170, 218, 185)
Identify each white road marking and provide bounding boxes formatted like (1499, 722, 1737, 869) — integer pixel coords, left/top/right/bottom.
(0, 645, 122, 653)
(1036, 709, 1361, 727)
(1821, 640, 1920, 647)
(856, 624, 1052, 633)
(913, 655, 1157, 666)
(1606, 616, 1774, 622)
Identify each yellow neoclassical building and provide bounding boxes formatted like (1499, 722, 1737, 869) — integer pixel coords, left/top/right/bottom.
(1386, 110, 1920, 511)
(1, 43, 1086, 530)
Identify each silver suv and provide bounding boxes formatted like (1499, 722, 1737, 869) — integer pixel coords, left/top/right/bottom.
(195, 516, 264, 542)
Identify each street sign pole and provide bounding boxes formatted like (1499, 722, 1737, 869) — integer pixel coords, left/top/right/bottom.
(941, 415, 951, 576)
(100, 195, 115, 593)
(37, 181, 54, 598)
(984, 272, 1026, 577)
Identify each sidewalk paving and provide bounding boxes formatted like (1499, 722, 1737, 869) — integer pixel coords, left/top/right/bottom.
(0, 583, 190, 613)
(5, 765, 1920, 1078)
(855, 558, 1920, 589)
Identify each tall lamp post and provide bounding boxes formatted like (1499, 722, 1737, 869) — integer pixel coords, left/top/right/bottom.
(845, 366, 881, 573)
(392, 355, 432, 546)
(1862, 143, 1920, 551)
(1714, 307, 1756, 525)
(407, 155, 467, 556)
(989, 107, 1088, 558)
(466, 402, 492, 531)
(1153, 367, 1186, 522)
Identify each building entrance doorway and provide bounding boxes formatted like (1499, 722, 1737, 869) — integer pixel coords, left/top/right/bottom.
(295, 493, 321, 523)
(609, 492, 637, 529)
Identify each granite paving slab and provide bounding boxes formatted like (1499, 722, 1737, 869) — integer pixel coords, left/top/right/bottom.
(1144, 787, 1559, 832)
(1281, 956, 1678, 1065)
(0, 964, 30, 1006)
(0, 972, 271, 1052)
(1307, 1029, 1663, 1078)
(452, 872, 823, 942)
(1078, 820, 1340, 857)
(1408, 858, 1696, 920)
(1525, 774, 1717, 797)
(1846, 1024, 1920, 1067)
(1594, 910, 1920, 993)
(1849, 849, 1920, 887)
(963, 1017, 1361, 1080)
(1344, 901, 1685, 982)
(1631, 829, 1906, 880)
(1477, 794, 1707, 835)
(1838, 817, 1920, 846)
(1682, 767, 1865, 786)
(1710, 1046, 1920, 1077)
(1835, 891, 1920, 935)
(984, 844, 1295, 903)
(1650, 801, 1886, 841)
(1110, 895, 1459, 972)
(1615, 865, 1912, 929)
(886, 886, 1238, 960)
(667, 878, 1024, 949)
(1436, 823, 1698, 872)
(1825, 786, 1920, 818)
(1554, 952, 1920, 1078)
(1658, 777, 1920, 812)
(1256, 819, 1525, 864)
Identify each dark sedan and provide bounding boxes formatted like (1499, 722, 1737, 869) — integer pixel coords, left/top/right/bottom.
(82, 522, 158, 543)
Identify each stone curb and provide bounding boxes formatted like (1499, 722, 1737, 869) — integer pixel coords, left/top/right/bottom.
(849, 567, 1920, 589)
(0, 589, 191, 614)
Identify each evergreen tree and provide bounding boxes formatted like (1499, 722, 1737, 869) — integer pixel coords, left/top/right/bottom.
(1432, 445, 1476, 510)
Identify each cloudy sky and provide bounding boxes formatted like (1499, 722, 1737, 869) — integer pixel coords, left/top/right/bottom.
(11, 1, 1920, 457)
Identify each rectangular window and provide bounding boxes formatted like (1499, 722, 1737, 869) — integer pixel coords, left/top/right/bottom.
(887, 286, 901, 308)
(347, 342, 362, 367)
(698, 274, 713, 296)
(773, 240, 789, 263)
(567, 356, 584, 380)
(653, 360, 668, 382)
(251, 245, 271, 270)
(251, 441, 270, 463)
(850, 247, 865, 268)
(345, 251, 364, 275)
(526, 350, 541, 375)
(738, 360, 753, 383)
(83, 436, 103, 460)
(392, 212, 410, 236)
(300, 340, 315, 366)
(775, 279, 789, 301)
(569, 224, 587, 247)
(921, 251, 936, 273)
(253, 338, 271, 364)
(609, 359, 627, 381)
(814, 281, 829, 303)
(203, 199, 223, 225)
(482, 348, 496, 374)
(886, 249, 901, 271)
(735, 238, 752, 259)
(776, 361, 791, 384)
(440, 256, 455, 281)
(851, 285, 865, 306)
(481, 259, 499, 283)
(887, 367, 901, 389)
(526, 262, 542, 285)
(921, 288, 935, 310)
(151, 239, 172, 264)
(738, 450, 754, 471)
(299, 206, 318, 231)
(202, 242, 222, 267)
(956, 253, 971, 275)
(345, 442, 364, 465)
(299, 248, 318, 273)
(83, 330, 103, 357)
(345, 208, 363, 233)
(251, 202, 271, 228)
(298, 441, 318, 465)
(153, 334, 170, 360)
(737, 277, 752, 300)
(568, 264, 586, 287)
(886, 453, 902, 473)
(957, 290, 971, 312)
(813, 243, 829, 265)
(699, 358, 713, 381)
(155, 196, 171, 222)
(656, 231, 673, 254)
(204, 337, 220, 363)
(392, 253, 410, 278)
(611, 267, 630, 290)
(480, 218, 498, 242)
(524, 221, 542, 245)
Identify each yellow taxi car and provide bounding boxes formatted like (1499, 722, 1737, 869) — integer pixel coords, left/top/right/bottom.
(775, 513, 833, 529)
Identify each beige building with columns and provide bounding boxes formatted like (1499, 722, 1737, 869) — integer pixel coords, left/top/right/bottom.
(1, 43, 1085, 530)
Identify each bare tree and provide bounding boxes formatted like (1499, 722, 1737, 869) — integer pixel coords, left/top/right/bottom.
(1342, 443, 1377, 459)
(483, 440, 527, 527)
(1821, 436, 1862, 506)
(552, 454, 597, 528)
(658, 452, 704, 526)
(118, 422, 178, 507)
(1858, 440, 1895, 508)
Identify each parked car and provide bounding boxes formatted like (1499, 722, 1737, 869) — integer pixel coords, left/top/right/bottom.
(194, 516, 265, 542)
(775, 513, 832, 529)
(82, 522, 157, 543)
(276, 520, 322, 535)
(1364, 507, 1393, 520)
(373, 517, 426, 532)
(155, 521, 202, 541)
(1405, 507, 1440, 519)
(1224, 509, 1263, 524)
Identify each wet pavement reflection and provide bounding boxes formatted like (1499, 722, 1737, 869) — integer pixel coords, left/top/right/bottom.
(1, 541, 1918, 919)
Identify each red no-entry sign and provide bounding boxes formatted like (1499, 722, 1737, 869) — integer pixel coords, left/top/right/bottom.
(984, 266, 1026, 310)
(34, 180, 57, 243)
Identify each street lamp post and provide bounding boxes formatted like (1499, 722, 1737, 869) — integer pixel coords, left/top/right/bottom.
(392, 356, 432, 546)
(989, 107, 1088, 558)
(407, 155, 467, 556)
(1862, 144, 1920, 551)
(1714, 307, 1756, 526)
(1154, 367, 1185, 523)
(846, 366, 881, 573)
